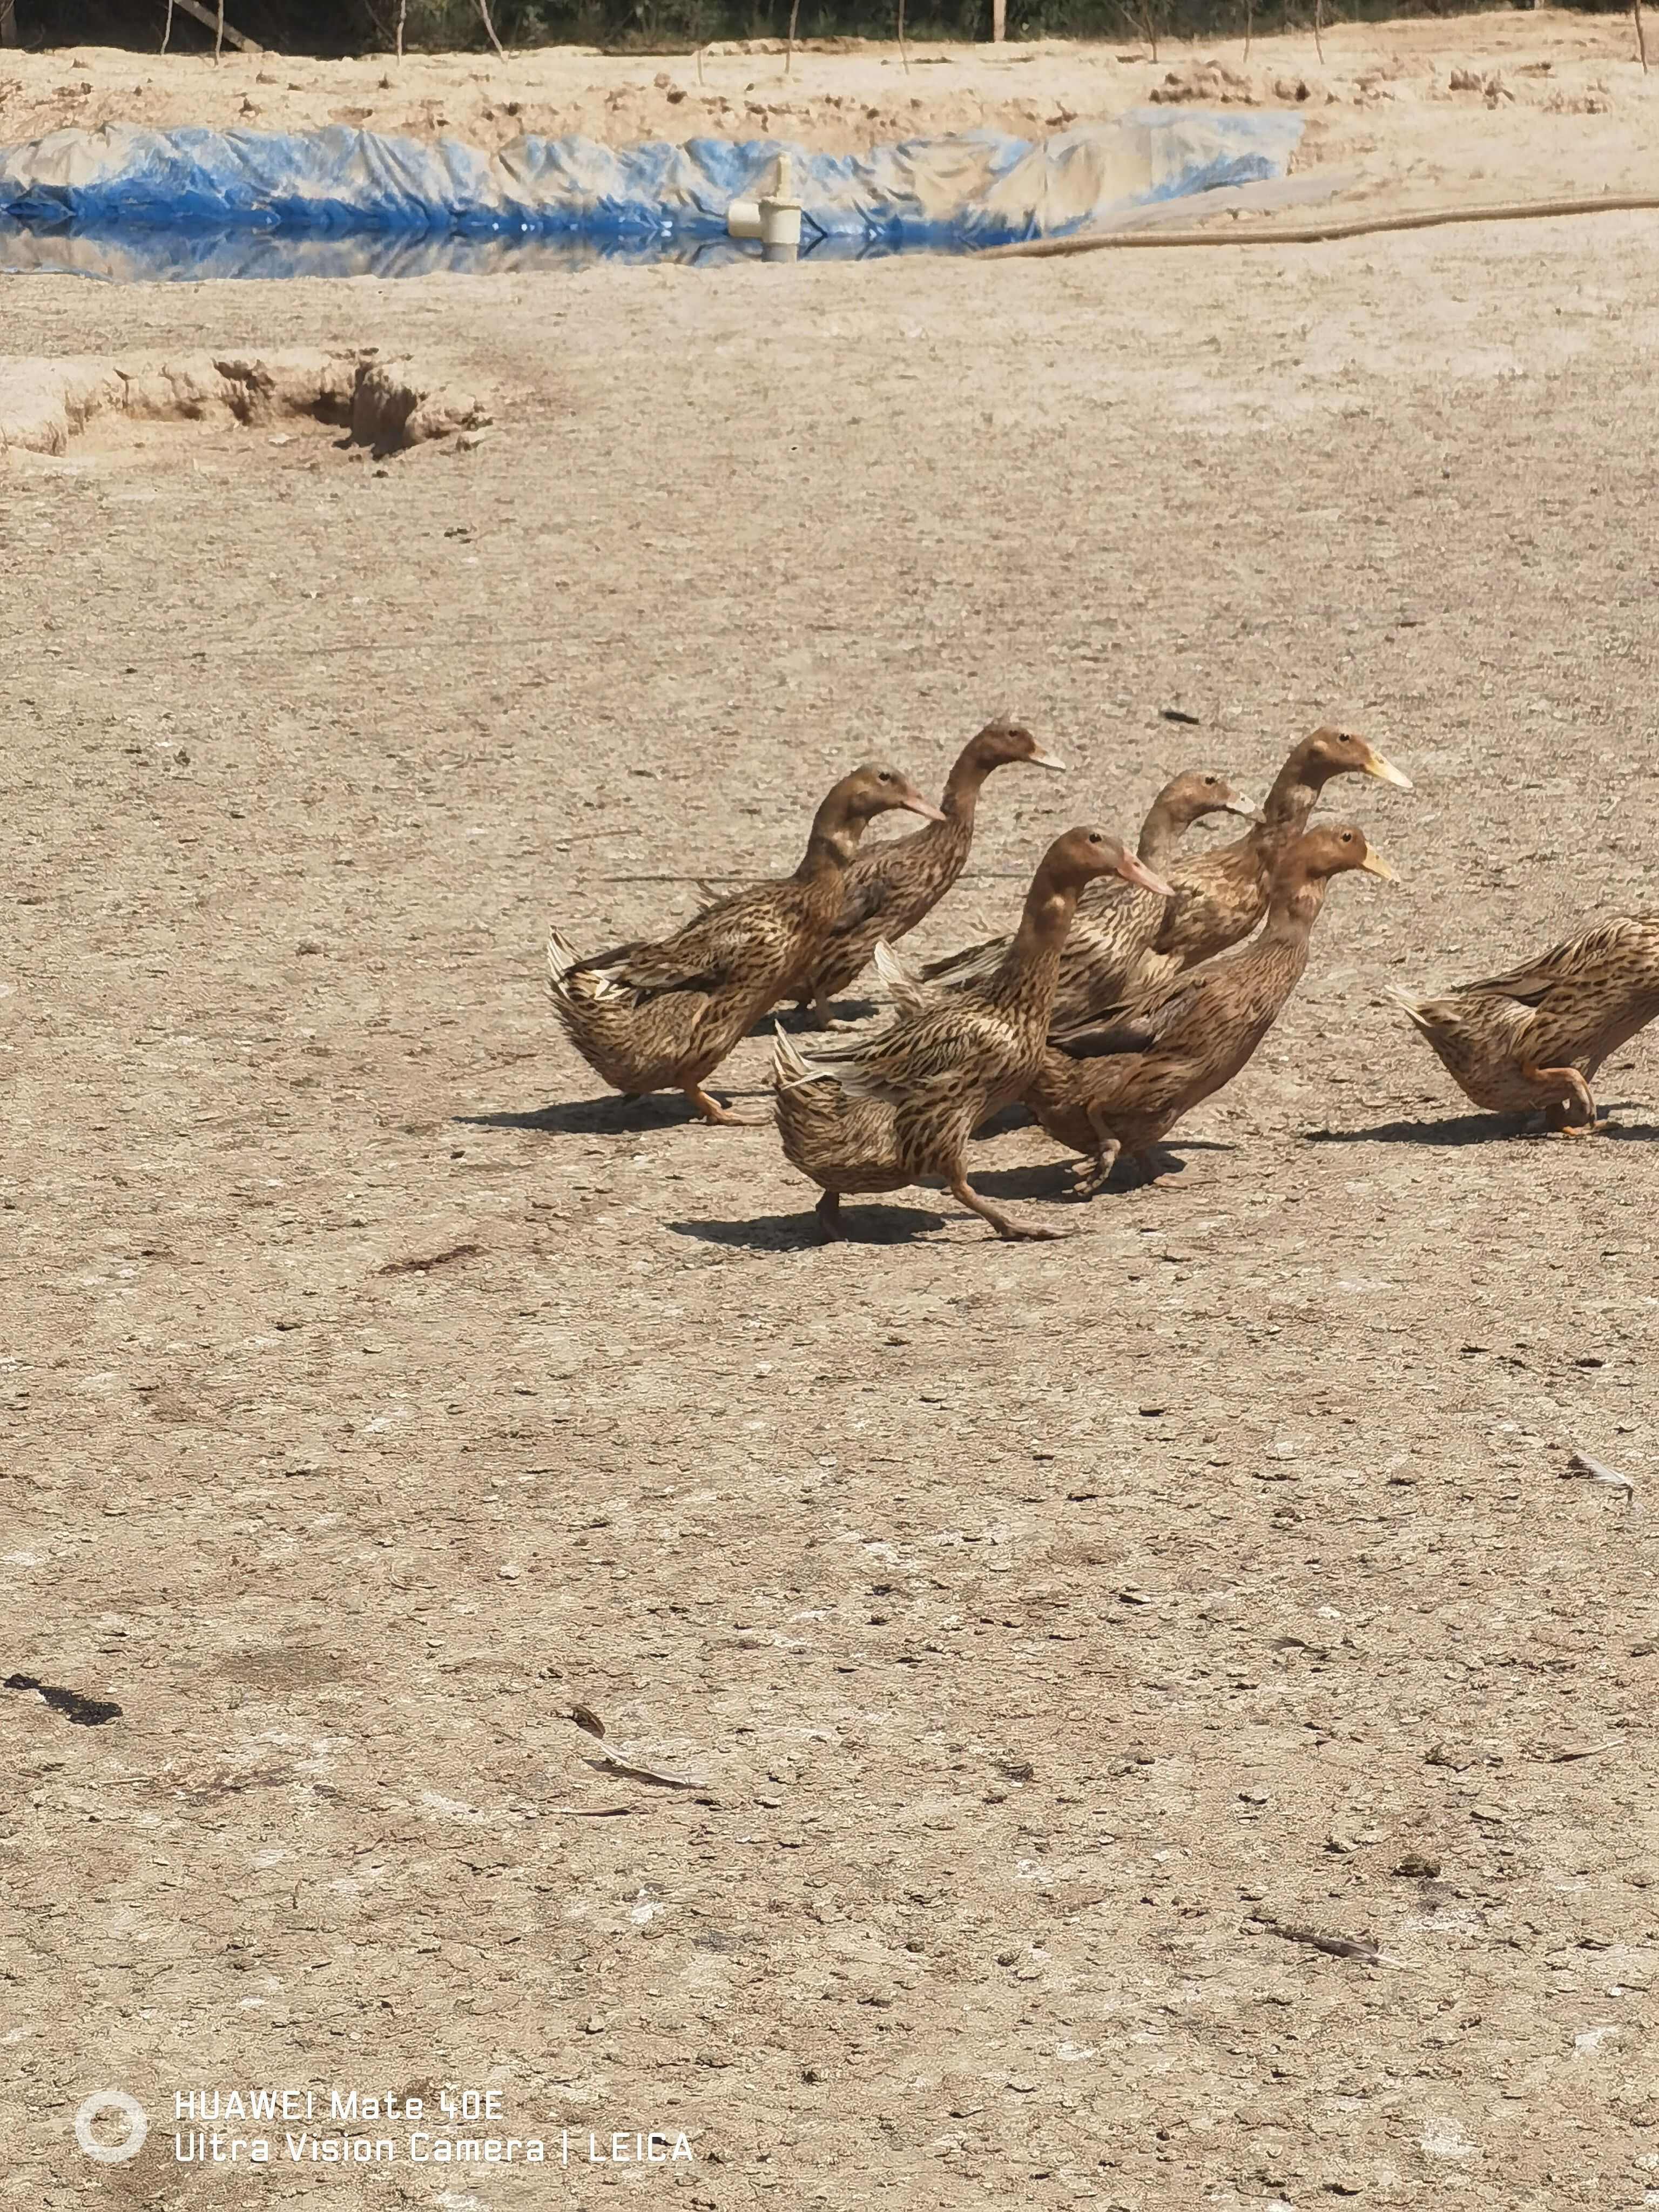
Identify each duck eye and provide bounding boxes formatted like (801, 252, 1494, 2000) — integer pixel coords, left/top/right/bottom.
(878, 771, 893, 783)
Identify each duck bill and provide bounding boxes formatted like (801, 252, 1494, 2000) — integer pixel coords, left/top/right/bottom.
(1360, 848, 1400, 882)
(1117, 853, 1176, 898)
(1223, 790, 1259, 818)
(1360, 746, 1413, 792)
(900, 788, 948, 822)
(1027, 746, 1067, 773)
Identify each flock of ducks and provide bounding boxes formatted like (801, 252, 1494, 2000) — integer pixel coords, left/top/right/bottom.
(548, 720, 1659, 1240)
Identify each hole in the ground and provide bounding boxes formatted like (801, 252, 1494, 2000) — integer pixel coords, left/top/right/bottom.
(0, 347, 493, 463)
(5, 1671, 124, 1726)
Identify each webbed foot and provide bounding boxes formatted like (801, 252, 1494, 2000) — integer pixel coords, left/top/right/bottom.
(950, 1172, 1064, 1242)
(685, 1083, 770, 1128)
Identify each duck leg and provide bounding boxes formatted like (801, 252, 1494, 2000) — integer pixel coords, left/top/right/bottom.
(684, 1082, 768, 1128)
(815, 1190, 848, 1243)
(1070, 1114, 1121, 1199)
(1526, 1063, 1597, 1132)
(948, 1171, 1061, 1243)
(806, 993, 858, 1033)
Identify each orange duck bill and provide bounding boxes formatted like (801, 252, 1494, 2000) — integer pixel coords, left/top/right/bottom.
(1116, 852, 1176, 898)
(898, 780, 949, 822)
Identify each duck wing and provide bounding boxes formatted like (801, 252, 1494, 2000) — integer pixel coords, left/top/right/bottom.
(920, 934, 1007, 990)
(1050, 977, 1206, 1060)
(582, 889, 785, 1001)
(824, 863, 898, 939)
(787, 1000, 1017, 1106)
(1458, 918, 1659, 1006)
(1455, 949, 1574, 1007)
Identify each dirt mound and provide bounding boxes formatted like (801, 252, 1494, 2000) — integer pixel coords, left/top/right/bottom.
(1147, 58, 1263, 106)
(0, 346, 490, 459)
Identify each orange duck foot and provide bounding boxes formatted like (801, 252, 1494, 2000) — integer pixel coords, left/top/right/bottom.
(1069, 1125, 1121, 1199)
(950, 1174, 1062, 1242)
(1069, 1151, 1121, 1201)
(684, 1083, 768, 1127)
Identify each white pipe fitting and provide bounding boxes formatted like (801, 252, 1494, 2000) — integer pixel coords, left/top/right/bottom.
(730, 153, 802, 249)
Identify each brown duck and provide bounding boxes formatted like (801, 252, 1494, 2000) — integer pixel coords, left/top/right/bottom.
(772, 827, 1173, 1241)
(1391, 915, 1659, 1131)
(783, 719, 1064, 1026)
(1028, 822, 1398, 1191)
(939, 727, 1409, 1032)
(547, 763, 942, 1124)
(1145, 726, 1411, 982)
(921, 766, 1256, 1011)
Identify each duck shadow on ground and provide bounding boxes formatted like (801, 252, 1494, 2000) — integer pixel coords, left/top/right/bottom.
(751, 998, 884, 1037)
(458, 1091, 774, 1137)
(668, 1203, 951, 1251)
(971, 1102, 1037, 1140)
(1304, 1105, 1659, 1148)
(971, 1144, 1222, 1201)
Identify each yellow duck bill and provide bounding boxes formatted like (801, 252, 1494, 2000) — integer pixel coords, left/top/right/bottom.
(1360, 746, 1413, 791)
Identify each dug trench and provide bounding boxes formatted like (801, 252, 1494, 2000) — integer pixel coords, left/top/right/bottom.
(0, 345, 491, 460)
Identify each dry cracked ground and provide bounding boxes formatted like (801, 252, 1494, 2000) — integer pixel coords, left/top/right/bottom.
(3, 168, 1658, 2211)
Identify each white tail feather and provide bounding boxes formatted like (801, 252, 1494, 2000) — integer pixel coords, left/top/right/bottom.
(872, 938, 930, 1017)
(547, 928, 580, 988)
(547, 929, 623, 1001)
(772, 1022, 837, 1092)
(1385, 983, 1431, 1028)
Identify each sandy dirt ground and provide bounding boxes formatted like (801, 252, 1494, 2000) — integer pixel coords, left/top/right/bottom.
(4, 15, 1659, 2208)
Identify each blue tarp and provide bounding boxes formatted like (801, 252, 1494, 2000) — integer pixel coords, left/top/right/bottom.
(0, 111, 1303, 276)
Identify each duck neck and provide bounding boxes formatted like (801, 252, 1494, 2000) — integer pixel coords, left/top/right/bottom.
(1247, 774, 1324, 879)
(1259, 751, 1326, 839)
(1137, 799, 1190, 873)
(794, 797, 863, 890)
(1260, 873, 1330, 948)
(939, 750, 991, 830)
(989, 871, 1080, 1026)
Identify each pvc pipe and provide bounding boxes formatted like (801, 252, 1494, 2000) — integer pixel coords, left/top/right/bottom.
(759, 196, 802, 248)
(986, 191, 1659, 259)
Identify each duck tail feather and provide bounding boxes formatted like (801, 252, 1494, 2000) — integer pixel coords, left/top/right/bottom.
(773, 1023, 838, 1093)
(547, 928, 581, 990)
(1384, 983, 1432, 1028)
(772, 1022, 807, 1088)
(872, 938, 929, 1016)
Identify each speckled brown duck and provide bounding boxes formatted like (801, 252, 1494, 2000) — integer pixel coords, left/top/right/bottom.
(1391, 915, 1659, 1131)
(1143, 727, 1411, 985)
(547, 763, 942, 1124)
(782, 719, 1064, 1027)
(1028, 823, 1398, 1192)
(980, 727, 1407, 1034)
(918, 767, 1255, 1012)
(772, 827, 1173, 1241)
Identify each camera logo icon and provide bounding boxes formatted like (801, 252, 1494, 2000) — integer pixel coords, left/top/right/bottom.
(75, 2090, 148, 2164)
